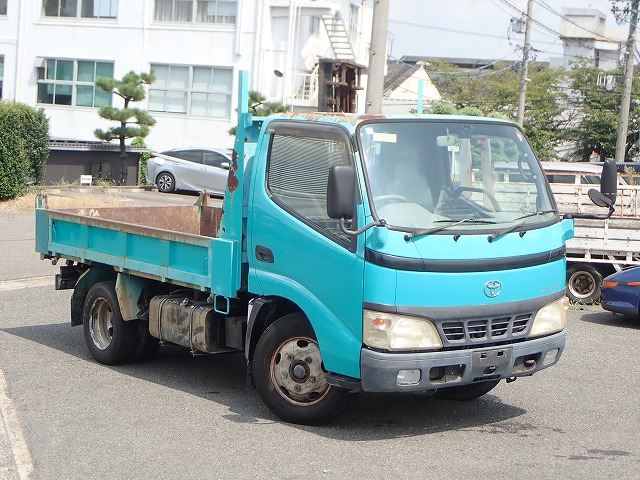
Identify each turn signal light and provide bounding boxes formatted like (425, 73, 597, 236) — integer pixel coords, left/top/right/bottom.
(371, 316, 392, 330)
(602, 280, 640, 287)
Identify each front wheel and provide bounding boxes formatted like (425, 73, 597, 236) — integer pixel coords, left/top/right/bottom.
(434, 380, 500, 401)
(253, 313, 352, 425)
(566, 264, 602, 303)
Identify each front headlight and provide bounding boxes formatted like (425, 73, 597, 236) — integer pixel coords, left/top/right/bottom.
(363, 310, 443, 351)
(530, 296, 569, 338)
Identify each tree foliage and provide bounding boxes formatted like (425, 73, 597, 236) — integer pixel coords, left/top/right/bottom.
(427, 61, 569, 161)
(0, 102, 50, 200)
(94, 71, 155, 184)
(563, 59, 640, 161)
(425, 58, 640, 163)
(228, 90, 289, 135)
(247, 90, 289, 116)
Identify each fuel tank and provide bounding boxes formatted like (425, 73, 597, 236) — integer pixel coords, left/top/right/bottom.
(149, 295, 244, 353)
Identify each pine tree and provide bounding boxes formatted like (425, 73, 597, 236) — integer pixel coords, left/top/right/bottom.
(94, 71, 156, 184)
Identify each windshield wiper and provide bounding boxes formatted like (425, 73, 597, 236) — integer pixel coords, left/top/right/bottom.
(404, 218, 497, 241)
(487, 210, 558, 243)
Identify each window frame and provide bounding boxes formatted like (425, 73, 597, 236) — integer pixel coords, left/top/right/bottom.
(148, 64, 233, 119)
(265, 121, 358, 251)
(153, 0, 237, 25)
(309, 15, 321, 36)
(36, 58, 114, 108)
(42, 0, 119, 19)
(348, 3, 359, 41)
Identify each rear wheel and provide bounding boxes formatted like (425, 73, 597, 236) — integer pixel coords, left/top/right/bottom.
(156, 172, 175, 193)
(253, 313, 352, 425)
(566, 264, 602, 303)
(434, 380, 500, 401)
(83, 281, 138, 365)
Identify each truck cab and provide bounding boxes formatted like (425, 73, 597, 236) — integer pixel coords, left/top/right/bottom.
(243, 114, 574, 421)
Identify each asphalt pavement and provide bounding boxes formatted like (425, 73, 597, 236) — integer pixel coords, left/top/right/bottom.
(0, 188, 198, 479)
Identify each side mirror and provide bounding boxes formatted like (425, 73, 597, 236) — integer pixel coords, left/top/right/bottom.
(588, 189, 613, 208)
(327, 164, 356, 220)
(600, 158, 617, 204)
(567, 188, 615, 219)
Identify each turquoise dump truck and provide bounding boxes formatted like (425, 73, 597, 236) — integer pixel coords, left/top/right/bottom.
(35, 72, 617, 425)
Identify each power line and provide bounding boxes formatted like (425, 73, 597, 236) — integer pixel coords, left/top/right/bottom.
(389, 20, 517, 41)
(495, 0, 562, 37)
(488, 0, 561, 43)
(535, 0, 620, 42)
(387, 52, 521, 77)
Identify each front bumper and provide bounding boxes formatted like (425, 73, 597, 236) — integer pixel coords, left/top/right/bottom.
(360, 331, 566, 392)
(602, 298, 637, 317)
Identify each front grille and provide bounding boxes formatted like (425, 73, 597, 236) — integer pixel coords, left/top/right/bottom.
(440, 313, 533, 346)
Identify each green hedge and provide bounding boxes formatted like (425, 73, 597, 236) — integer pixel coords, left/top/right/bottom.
(0, 102, 50, 200)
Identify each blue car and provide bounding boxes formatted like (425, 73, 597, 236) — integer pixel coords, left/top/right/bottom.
(601, 267, 640, 317)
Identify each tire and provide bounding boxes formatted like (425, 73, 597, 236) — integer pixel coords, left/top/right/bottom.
(253, 313, 352, 425)
(566, 264, 602, 303)
(83, 281, 139, 365)
(434, 380, 500, 401)
(156, 172, 175, 193)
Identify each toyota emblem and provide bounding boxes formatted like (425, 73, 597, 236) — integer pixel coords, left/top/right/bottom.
(484, 280, 502, 298)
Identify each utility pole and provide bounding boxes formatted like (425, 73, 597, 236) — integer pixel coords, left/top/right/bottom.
(615, 0, 639, 163)
(365, 0, 389, 114)
(516, 0, 533, 126)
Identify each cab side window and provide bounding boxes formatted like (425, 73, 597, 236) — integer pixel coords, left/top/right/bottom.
(267, 131, 352, 243)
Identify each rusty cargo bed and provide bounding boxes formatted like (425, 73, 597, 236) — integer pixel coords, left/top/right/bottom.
(35, 194, 241, 295)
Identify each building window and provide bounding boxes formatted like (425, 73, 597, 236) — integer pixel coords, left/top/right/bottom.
(0, 0, 7, 15)
(37, 59, 114, 107)
(154, 0, 236, 24)
(309, 15, 320, 36)
(42, 0, 118, 19)
(0, 56, 4, 99)
(148, 65, 233, 118)
(349, 3, 359, 41)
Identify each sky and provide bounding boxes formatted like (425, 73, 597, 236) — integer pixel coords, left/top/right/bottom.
(387, 0, 628, 62)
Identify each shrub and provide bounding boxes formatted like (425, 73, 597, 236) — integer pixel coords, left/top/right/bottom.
(132, 137, 152, 185)
(0, 102, 50, 199)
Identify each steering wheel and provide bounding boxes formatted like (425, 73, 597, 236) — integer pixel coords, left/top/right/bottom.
(373, 194, 408, 205)
(452, 186, 502, 212)
(518, 155, 535, 181)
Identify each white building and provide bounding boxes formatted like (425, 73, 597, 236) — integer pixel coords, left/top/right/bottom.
(0, 0, 372, 154)
(550, 8, 622, 71)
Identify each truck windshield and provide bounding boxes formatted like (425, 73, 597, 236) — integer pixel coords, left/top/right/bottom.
(358, 120, 557, 233)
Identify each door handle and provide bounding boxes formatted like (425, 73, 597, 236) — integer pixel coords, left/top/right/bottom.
(255, 245, 274, 263)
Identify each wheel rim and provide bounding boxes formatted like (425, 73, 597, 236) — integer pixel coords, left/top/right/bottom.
(270, 336, 331, 406)
(157, 174, 173, 192)
(568, 271, 596, 299)
(88, 298, 113, 350)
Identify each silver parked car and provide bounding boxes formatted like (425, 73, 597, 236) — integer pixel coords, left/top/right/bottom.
(146, 148, 233, 195)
